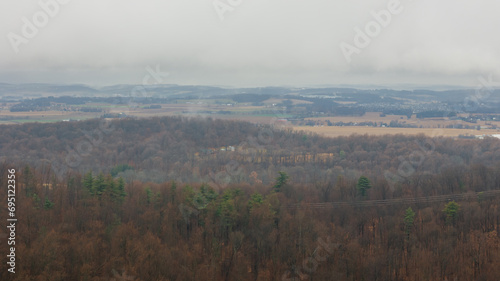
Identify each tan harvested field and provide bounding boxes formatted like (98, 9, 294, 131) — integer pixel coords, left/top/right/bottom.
(263, 98, 313, 105)
(293, 126, 500, 138)
(2, 103, 499, 139)
(307, 112, 500, 128)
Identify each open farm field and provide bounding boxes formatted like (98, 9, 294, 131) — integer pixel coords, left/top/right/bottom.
(306, 112, 500, 128)
(293, 125, 500, 137)
(0, 102, 275, 124)
(0, 109, 97, 124)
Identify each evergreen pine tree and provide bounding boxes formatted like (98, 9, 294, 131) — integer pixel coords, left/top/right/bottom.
(356, 176, 372, 197)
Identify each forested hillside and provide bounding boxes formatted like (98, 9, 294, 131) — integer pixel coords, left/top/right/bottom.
(1, 116, 500, 189)
(1, 117, 500, 280)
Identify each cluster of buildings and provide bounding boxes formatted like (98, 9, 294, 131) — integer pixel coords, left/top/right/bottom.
(475, 134, 500, 140)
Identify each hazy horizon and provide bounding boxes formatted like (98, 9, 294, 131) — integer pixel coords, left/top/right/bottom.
(0, 81, 486, 92)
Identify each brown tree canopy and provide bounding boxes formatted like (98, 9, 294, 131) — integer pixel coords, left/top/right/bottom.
(0, 117, 499, 280)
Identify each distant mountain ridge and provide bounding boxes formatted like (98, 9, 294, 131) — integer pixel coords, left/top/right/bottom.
(1, 83, 499, 104)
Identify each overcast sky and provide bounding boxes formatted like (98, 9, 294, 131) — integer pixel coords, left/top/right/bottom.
(1, 0, 499, 88)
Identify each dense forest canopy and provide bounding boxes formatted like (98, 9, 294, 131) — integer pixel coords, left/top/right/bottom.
(0, 117, 500, 280)
(1, 116, 500, 189)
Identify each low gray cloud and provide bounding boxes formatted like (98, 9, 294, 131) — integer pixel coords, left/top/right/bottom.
(1, 0, 499, 88)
